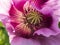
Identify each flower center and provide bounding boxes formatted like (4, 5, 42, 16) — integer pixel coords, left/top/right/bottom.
(13, 7, 53, 38)
(24, 9, 53, 31)
(26, 10, 43, 25)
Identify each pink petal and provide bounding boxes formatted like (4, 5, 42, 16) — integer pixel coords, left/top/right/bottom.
(34, 3, 60, 37)
(34, 15, 60, 37)
(30, 0, 48, 10)
(9, 34, 15, 43)
(10, 34, 60, 45)
(40, 34, 60, 45)
(34, 28, 57, 37)
(40, 6, 53, 15)
(50, 15, 60, 33)
(0, 14, 8, 21)
(9, 5, 24, 23)
(5, 23, 15, 35)
(2, 17, 15, 35)
(11, 36, 41, 45)
(12, 0, 27, 12)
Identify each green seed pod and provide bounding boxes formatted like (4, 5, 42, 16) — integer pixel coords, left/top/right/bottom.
(0, 22, 10, 45)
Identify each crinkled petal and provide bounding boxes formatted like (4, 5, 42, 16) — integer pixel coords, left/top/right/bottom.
(10, 34, 60, 45)
(50, 14, 60, 33)
(34, 2, 60, 37)
(30, 0, 48, 10)
(40, 34, 60, 45)
(40, 6, 53, 15)
(53, 9, 60, 18)
(34, 28, 57, 37)
(11, 36, 41, 45)
(34, 12, 60, 37)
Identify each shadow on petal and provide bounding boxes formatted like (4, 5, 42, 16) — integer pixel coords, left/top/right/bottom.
(11, 36, 41, 45)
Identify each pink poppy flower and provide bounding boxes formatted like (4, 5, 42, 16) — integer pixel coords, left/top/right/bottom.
(1, 0, 60, 45)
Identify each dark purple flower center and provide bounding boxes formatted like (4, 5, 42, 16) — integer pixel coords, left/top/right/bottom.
(15, 9, 53, 38)
(25, 10, 53, 30)
(11, 7, 53, 38)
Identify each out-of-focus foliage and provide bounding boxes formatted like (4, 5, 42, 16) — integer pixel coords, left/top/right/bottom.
(0, 22, 10, 45)
(58, 22, 60, 28)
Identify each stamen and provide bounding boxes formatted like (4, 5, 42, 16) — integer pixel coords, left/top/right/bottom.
(26, 10, 43, 25)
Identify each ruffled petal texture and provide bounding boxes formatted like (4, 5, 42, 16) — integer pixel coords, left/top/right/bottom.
(40, 34, 60, 45)
(33, 5, 60, 37)
(30, 0, 48, 10)
(11, 34, 60, 45)
(34, 28, 57, 37)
